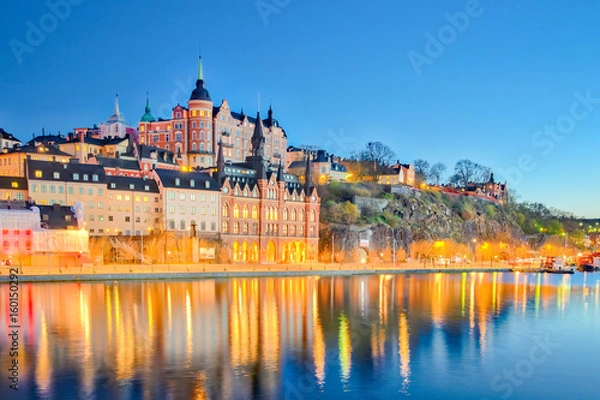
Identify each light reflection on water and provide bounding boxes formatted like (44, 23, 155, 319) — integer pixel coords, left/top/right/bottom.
(1, 272, 600, 399)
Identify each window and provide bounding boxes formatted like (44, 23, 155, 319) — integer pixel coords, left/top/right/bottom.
(180, 193, 185, 201)
(252, 206, 258, 219)
(190, 194, 196, 201)
(41, 185, 47, 193)
(233, 222, 239, 234)
(310, 210, 316, 222)
(129, 184, 134, 190)
(283, 208, 288, 221)
(180, 206, 185, 214)
(98, 188, 103, 196)
(190, 206, 196, 215)
(92, 174, 98, 182)
(35, 171, 42, 178)
(200, 207, 206, 215)
(180, 220, 185, 230)
(222, 221, 229, 233)
(98, 202, 103, 209)
(169, 205, 175, 214)
(211, 221, 216, 231)
(222, 203, 229, 217)
(169, 192, 175, 200)
(205, 181, 210, 189)
(88, 201, 94, 209)
(175, 178, 180, 186)
(291, 209, 297, 221)
(233, 204, 240, 218)
(125, 216, 130, 222)
(210, 195, 216, 203)
(83, 174, 89, 181)
(110, 183, 116, 188)
(32, 184, 38, 193)
(169, 220, 175, 230)
(210, 207, 216, 216)
(88, 188, 93, 195)
(299, 210, 304, 222)
(283, 225, 288, 236)
(242, 205, 249, 219)
(109, 216, 113, 222)
(68, 186, 73, 195)
(53, 172, 60, 179)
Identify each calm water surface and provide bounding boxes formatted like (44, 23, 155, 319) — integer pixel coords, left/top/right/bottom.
(1, 272, 600, 399)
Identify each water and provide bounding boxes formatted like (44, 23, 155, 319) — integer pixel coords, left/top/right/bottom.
(1, 272, 600, 400)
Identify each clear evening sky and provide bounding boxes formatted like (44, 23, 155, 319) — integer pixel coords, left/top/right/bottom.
(1, 0, 599, 217)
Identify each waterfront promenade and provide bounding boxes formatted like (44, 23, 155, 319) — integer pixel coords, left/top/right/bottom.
(0, 260, 511, 282)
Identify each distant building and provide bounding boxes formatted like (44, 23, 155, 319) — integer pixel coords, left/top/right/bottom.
(463, 173, 508, 203)
(98, 95, 138, 140)
(378, 161, 416, 187)
(0, 128, 22, 151)
(0, 143, 73, 177)
(138, 57, 287, 169)
(287, 149, 348, 184)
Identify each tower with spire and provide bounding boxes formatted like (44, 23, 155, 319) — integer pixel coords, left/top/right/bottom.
(100, 94, 133, 139)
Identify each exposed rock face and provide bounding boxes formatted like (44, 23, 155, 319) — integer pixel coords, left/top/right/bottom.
(321, 189, 523, 262)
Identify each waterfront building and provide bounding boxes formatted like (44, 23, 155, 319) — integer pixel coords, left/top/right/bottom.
(153, 168, 220, 236)
(59, 132, 129, 163)
(138, 57, 287, 169)
(216, 112, 320, 263)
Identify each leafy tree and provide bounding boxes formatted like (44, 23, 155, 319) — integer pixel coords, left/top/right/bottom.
(429, 162, 446, 185)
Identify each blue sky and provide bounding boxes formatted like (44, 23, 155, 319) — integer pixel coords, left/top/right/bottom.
(1, 0, 599, 217)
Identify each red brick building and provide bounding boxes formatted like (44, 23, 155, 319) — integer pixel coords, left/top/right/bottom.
(216, 113, 319, 263)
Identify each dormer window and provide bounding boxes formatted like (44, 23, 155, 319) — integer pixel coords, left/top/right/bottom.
(92, 174, 98, 182)
(144, 185, 149, 191)
(35, 171, 42, 178)
(129, 184, 135, 190)
(83, 174, 89, 181)
(73, 173, 79, 180)
(190, 179, 195, 187)
(110, 183, 116, 188)
(205, 181, 210, 189)
(53, 172, 60, 179)
(175, 178, 180, 186)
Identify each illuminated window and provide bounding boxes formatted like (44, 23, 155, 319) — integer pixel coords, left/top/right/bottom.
(242, 205, 248, 219)
(11, 182, 17, 188)
(222, 221, 228, 233)
(252, 206, 258, 219)
(233, 204, 240, 218)
(35, 170, 42, 178)
(222, 203, 229, 217)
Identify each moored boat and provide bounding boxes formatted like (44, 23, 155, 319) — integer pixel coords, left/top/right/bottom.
(542, 256, 575, 274)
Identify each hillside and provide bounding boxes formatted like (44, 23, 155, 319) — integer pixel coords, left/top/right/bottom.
(317, 182, 524, 263)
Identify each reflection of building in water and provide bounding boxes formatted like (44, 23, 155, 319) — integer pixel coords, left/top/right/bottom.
(338, 312, 352, 385)
(398, 312, 411, 392)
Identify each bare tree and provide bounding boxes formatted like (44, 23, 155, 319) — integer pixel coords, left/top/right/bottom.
(352, 142, 396, 181)
(449, 159, 491, 187)
(429, 162, 446, 185)
(413, 159, 430, 184)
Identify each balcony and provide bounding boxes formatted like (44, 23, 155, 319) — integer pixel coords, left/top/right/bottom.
(221, 131, 231, 137)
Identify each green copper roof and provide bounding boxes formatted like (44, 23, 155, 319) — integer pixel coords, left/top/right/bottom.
(198, 56, 204, 81)
(140, 95, 155, 122)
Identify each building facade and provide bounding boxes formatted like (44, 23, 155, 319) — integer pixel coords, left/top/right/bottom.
(216, 112, 320, 263)
(138, 58, 287, 170)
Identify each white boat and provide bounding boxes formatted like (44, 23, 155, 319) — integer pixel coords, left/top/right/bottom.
(542, 257, 575, 274)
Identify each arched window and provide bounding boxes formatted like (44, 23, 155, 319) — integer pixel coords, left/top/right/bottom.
(222, 221, 228, 233)
(283, 225, 288, 236)
(283, 208, 288, 221)
(180, 220, 185, 230)
(243, 205, 249, 218)
(252, 223, 258, 234)
(200, 143, 205, 151)
(233, 204, 240, 218)
(299, 209, 304, 221)
(291, 209, 297, 221)
(200, 131, 205, 140)
(192, 143, 197, 151)
(274, 208, 279, 220)
(222, 203, 229, 217)
(233, 222, 240, 234)
(243, 223, 248, 235)
(252, 205, 258, 219)
(310, 210, 316, 222)
(192, 131, 197, 140)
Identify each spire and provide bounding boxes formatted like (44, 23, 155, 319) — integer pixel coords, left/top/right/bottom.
(305, 154, 313, 193)
(190, 56, 211, 101)
(198, 55, 204, 81)
(251, 112, 265, 157)
(277, 162, 284, 182)
(140, 92, 155, 122)
(216, 138, 225, 181)
(267, 101, 274, 127)
(114, 94, 120, 116)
